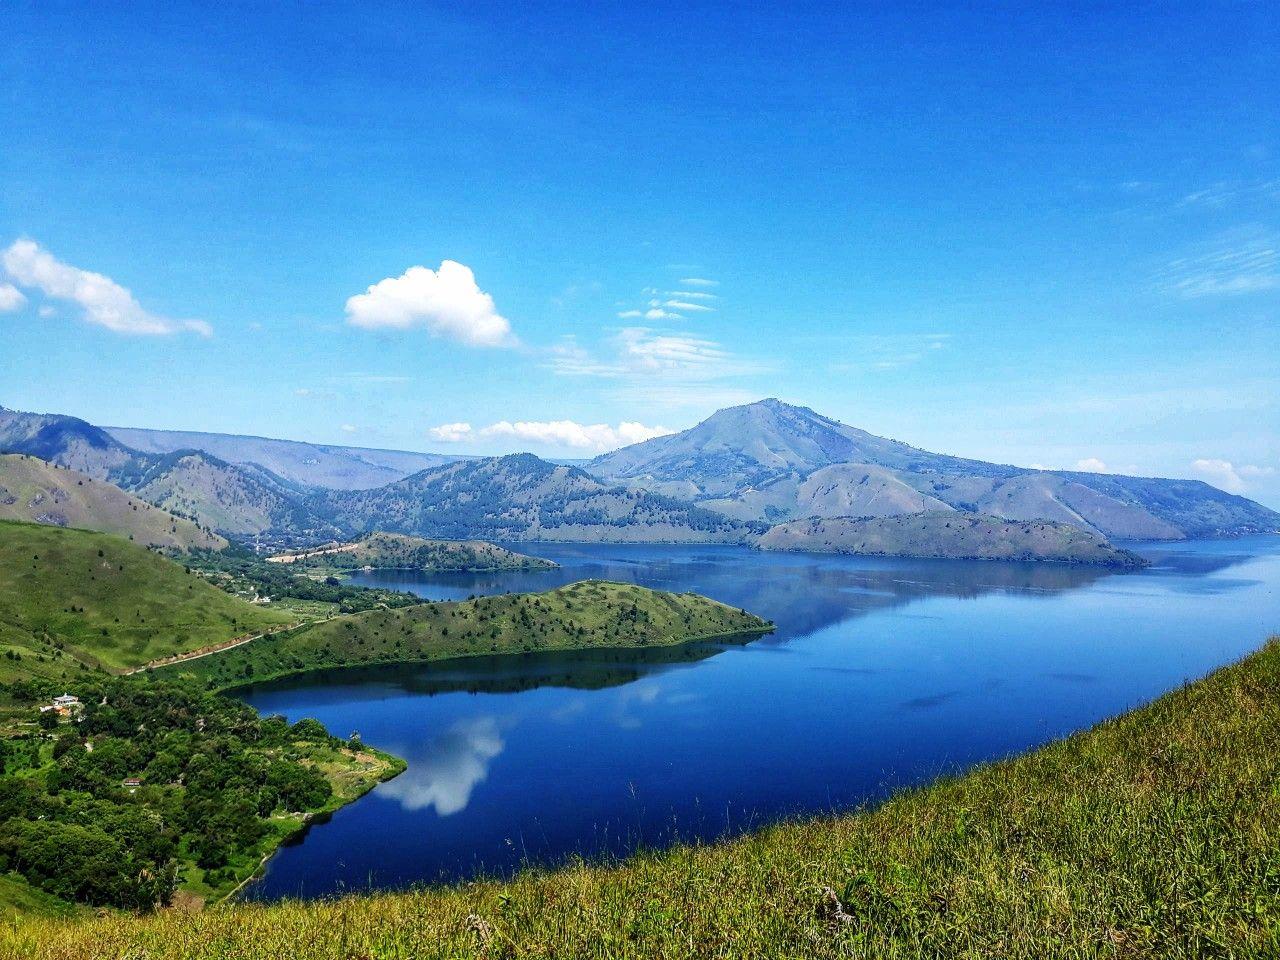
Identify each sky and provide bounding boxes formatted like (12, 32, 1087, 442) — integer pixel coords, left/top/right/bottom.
(2, 2, 1278, 507)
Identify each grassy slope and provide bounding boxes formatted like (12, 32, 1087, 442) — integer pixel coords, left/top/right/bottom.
(757, 511, 1147, 567)
(269, 531, 557, 573)
(0, 455, 226, 552)
(17, 636, 1280, 959)
(0, 521, 292, 680)
(162, 580, 771, 688)
(0, 874, 86, 921)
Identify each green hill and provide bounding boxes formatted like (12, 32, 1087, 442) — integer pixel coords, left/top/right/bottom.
(163, 580, 772, 688)
(0, 455, 226, 552)
(0, 521, 293, 681)
(267, 531, 556, 573)
(756, 511, 1148, 567)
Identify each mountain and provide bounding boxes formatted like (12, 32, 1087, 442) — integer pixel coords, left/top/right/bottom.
(0, 455, 226, 552)
(589, 400, 1280, 540)
(590, 398, 1012, 500)
(106, 425, 461, 490)
(317, 453, 749, 543)
(755, 513, 1147, 567)
(130, 450, 339, 544)
(0, 406, 142, 483)
(0, 407, 339, 546)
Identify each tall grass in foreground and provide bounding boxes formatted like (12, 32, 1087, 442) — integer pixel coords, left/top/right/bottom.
(7, 636, 1280, 959)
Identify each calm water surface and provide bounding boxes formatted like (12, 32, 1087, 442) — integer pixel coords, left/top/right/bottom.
(240, 537, 1280, 900)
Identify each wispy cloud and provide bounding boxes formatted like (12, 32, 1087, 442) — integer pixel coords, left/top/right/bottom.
(345, 260, 516, 347)
(825, 333, 952, 372)
(616, 283, 719, 321)
(1177, 178, 1280, 209)
(1, 239, 211, 336)
(545, 327, 767, 408)
(678, 277, 719, 287)
(1156, 228, 1280, 298)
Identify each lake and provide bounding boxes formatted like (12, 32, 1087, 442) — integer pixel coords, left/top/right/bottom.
(239, 537, 1280, 900)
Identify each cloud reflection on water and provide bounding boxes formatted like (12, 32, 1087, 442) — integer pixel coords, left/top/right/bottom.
(380, 717, 505, 816)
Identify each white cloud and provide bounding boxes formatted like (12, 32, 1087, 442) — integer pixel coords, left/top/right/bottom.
(339, 424, 357, 433)
(1075, 458, 1109, 473)
(616, 309, 643, 318)
(1, 239, 211, 336)
(664, 300, 714, 312)
(345, 260, 515, 347)
(427, 422, 474, 443)
(678, 277, 719, 287)
(0, 283, 26, 312)
(429, 417, 673, 451)
(1191, 458, 1274, 494)
(666, 290, 717, 300)
(37, 305, 55, 318)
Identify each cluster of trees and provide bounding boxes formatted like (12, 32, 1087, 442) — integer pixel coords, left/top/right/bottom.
(0, 676, 342, 909)
(184, 548, 421, 612)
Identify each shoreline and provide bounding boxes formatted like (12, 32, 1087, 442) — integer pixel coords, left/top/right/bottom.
(208, 624, 776, 693)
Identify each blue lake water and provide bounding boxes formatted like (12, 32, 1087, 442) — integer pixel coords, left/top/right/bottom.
(239, 537, 1280, 900)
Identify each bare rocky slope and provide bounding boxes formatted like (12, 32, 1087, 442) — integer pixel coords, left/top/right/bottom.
(0, 454, 227, 552)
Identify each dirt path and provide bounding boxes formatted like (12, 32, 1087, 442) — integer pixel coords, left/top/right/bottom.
(123, 621, 310, 674)
(266, 543, 359, 564)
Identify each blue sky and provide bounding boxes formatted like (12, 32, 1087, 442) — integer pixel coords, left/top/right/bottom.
(2, 2, 1278, 506)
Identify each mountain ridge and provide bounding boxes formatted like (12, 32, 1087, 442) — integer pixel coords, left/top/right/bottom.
(3, 401, 1276, 550)
(588, 399, 1279, 540)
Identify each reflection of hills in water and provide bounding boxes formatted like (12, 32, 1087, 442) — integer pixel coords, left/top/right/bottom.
(282, 545, 1263, 698)
(361, 550, 1131, 642)
(239, 640, 734, 700)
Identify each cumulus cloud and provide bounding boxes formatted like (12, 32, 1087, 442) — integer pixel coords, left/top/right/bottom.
(1, 239, 211, 336)
(1191, 458, 1275, 494)
(428, 418, 672, 451)
(1075, 458, 1109, 473)
(0, 283, 26, 312)
(345, 260, 515, 347)
(427, 422, 474, 443)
